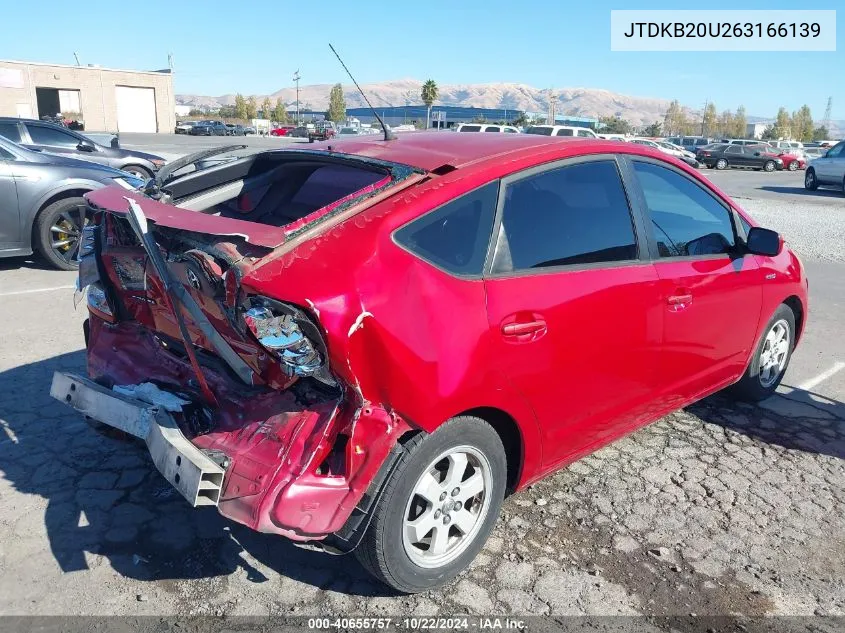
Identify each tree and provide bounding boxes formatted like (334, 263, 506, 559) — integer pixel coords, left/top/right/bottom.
(760, 125, 777, 141)
(598, 115, 631, 134)
(261, 97, 273, 121)
(327, 83, 347, 123)
(234, 94, 247, 120)
(511, 112, 529, 127)
(246, 96, 258, 120)
(663, 100, 693, 136)
(702, 102, 717, 136)
(791, 105, 813, 142)
(421, 79, 438, 129)
(273, 98, 288, 124)
(812, 125, 830, 141)
(774, 107, 791, 139)
(717, 110, 734, 138)
(642, 121, 662, 137)
(733, 105, 747, 138)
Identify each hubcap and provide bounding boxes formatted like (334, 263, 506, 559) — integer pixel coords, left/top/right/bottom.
(50, 205, 86, 264)
(402, 446, 492, 568)
(806, 172, 814, 187)
(759, 319, 790, 388)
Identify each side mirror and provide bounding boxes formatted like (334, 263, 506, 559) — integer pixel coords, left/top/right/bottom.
(77, 140, 96, 152)
(753, 151, 761, 156)
(746, 227, 782, 257)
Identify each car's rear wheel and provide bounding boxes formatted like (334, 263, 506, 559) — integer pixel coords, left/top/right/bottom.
(34, 196, 87, 271)
(355, 416, 506, 593)
(764, 160, 776, 172)
(122, 164, 152, 179)
(805, 168, 818, 190)
(788, 161, 799, 171)
(715, 158, 728, 170)
(728, 304, 795, 402)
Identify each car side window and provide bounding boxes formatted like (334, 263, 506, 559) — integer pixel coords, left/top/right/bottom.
(0, 146, 14, 160)
(394, 181, 499, 276)
(632, 161, 736, 258)
(26, 124, 79, 147)
(725, 145, 742, 154)
(0, 123, 23, 144)
(576, 129, 593, 137)
(492, 160, 637, 273)
(555, 129, 574, 136)
(484, 127, 501, 133)
(825, 143, 844, 158)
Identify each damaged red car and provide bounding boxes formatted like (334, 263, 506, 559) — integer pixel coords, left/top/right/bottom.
(52, 132, 808, 592)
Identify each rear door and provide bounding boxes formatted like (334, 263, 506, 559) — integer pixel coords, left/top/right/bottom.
(22, 123, 110, 167)
(815, 141, 844, 182)
(483, 157, 663, 469)
(626, 157, 762, 403)
(723, 144, 745, 166)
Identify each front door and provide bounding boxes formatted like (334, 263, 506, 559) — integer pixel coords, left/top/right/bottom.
(0, 151, 20, 247)
(484, 157, 664, 470)
(627, 158, 763, 405)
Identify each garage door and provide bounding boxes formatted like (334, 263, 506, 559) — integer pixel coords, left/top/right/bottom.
(115, 86, 157, 133)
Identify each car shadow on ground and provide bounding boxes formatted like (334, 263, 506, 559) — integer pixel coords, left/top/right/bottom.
(689, 388, 845, 461)
(0, 255, 54, 271)
(0, 351, 394, 597)
(759, 186, 844, 198)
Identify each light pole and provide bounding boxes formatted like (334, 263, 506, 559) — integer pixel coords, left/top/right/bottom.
(293, 70, 301, 124)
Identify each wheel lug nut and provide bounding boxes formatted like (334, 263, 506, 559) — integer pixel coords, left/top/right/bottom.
(454, 501, 462, 511)
(443, 514, 451, 524)
(439, 492, 447, 502)
(451, 487, 460, 496)
(434, 510, 441, 519)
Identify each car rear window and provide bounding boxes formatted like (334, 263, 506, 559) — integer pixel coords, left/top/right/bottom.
(394, 181, 499, 276)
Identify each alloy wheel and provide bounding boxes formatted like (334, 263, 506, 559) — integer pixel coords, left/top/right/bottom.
(759, 319, 790, 388)
(50, 205, 86, 265)
(402, 446, 492, 568)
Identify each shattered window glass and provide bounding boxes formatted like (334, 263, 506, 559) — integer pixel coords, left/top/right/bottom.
(394, 181, 499, 276)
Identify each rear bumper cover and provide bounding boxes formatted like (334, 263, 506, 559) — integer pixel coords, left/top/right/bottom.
(53, 316, 411, 542)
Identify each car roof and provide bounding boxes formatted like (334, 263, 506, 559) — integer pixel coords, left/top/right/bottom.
(317, 131, 642, 172)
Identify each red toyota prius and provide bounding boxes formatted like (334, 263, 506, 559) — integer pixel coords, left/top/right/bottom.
(53, 132, 807, 592)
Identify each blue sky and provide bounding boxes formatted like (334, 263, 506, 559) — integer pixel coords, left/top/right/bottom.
(2, 0, 842, 119)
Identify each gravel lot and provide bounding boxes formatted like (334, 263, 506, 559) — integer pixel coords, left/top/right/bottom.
(0, 141, 843, 625)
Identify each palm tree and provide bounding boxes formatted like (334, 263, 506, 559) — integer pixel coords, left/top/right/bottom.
(421, 79, 438, 129)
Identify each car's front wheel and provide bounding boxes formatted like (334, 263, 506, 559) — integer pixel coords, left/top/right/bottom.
(805, 168, 818, 190)
(728, 304, 795, 401)
(355, 416, 506, 593)
(34, 196, 88, 270)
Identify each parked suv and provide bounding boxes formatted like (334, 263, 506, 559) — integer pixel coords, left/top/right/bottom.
(53, 134, 806, 593)
(455, 123, 520, 134)
(804, 140, 845, 192)
(0, 117, 165, 179)
(525, 125, 598, 138)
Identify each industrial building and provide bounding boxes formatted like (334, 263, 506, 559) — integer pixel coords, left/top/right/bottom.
(0, 59, 176, 133)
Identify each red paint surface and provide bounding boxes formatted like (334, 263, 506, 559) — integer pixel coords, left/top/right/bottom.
(84, 133, 808, 541)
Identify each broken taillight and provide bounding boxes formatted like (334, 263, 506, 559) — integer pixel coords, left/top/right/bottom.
(242, 299, 331, 382)
(87, 282, 115, 322)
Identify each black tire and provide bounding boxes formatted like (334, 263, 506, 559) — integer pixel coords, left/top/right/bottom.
(34, 196, 88, 270)
(727, 304, 796, 402)
(764, 160, 776, 172)
(805, 168, 818, 190)
(122, 164, 153, 179)
(715, 158, 728, 170)
(355, 416, 507, 593)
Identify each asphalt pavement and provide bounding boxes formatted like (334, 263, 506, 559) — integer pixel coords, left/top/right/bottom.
(0, 138, 843, 620)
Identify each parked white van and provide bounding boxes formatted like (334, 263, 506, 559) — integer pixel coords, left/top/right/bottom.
(525, 125, 599, 138)
(454, 123, 520, 134)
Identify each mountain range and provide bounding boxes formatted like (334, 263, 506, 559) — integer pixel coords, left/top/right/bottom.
(176, 79, 842, 135)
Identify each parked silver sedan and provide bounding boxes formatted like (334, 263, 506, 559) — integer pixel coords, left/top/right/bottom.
(804, 140, 845, 193)
(0, 136, 144, 270)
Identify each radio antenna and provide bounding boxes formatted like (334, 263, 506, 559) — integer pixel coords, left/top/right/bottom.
(329, 44, 396, 141)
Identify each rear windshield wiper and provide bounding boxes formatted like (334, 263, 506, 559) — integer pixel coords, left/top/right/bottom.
(143, 144, 247, 198)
